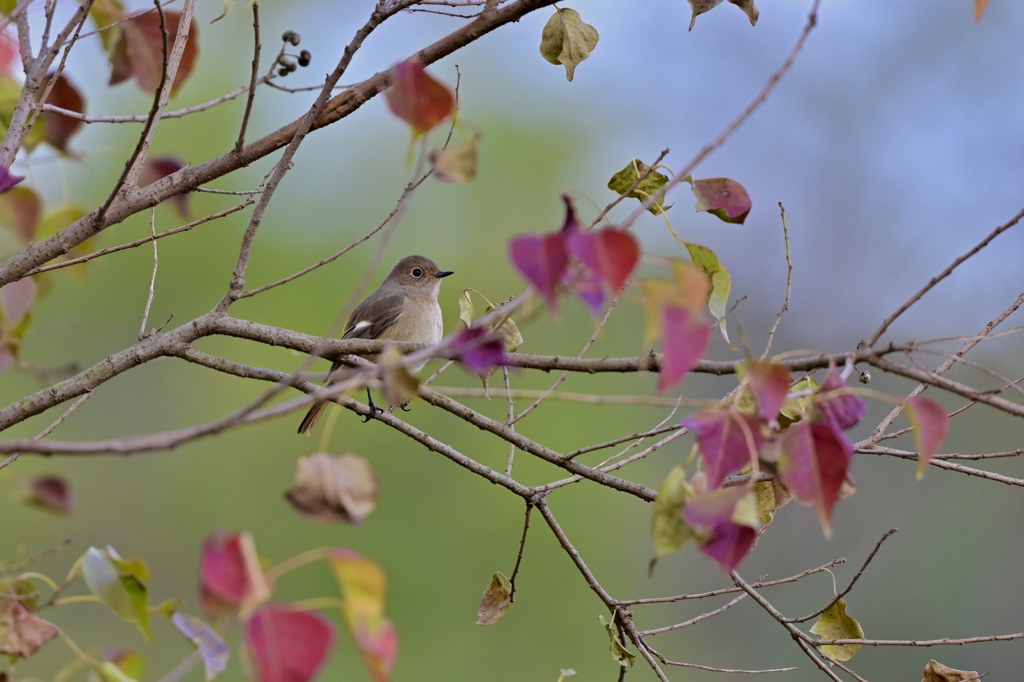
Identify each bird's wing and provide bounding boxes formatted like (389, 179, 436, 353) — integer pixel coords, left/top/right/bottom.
(342, 290, 405, 340)
(321, 291, 406, 381)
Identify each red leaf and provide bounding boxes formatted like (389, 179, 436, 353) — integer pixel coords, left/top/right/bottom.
(566, 227, 639, 293)
(906, 396, 949, 478)
(690, 177, 751, 224)
(384, 59, 454, 136)
(508, 232, 568, 311)
(39, 72, 85, 153)
(20, 474, 74, 514)
(682, 410, 764, 488)
(813, 365, 866, 431)
(0, 186, 42, 244)
(109, 10, 199, 95)
(683, 486, 758, 572)
(245, 605, 335, 682)
(778, 421, 854, 536)
(658, 304, 710, 391)
(140, 156, 189, 216)
(745, 360, 792, 421)
(199, 531, 271, 618)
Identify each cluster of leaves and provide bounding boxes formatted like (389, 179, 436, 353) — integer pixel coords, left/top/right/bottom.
(0, 1, 199, 371)
(0, 532, 397, 682)
(652, 361, 949, 572)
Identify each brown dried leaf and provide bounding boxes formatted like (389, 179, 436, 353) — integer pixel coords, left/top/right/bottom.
(0, 599, 59, 658)
(285, 453, 379, 525)
(922, 660, 980, 682)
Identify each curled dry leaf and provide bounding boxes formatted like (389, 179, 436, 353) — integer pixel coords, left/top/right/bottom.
(0, 599, 59, 658)
(475, 572, 512, 626)
(430, 136, 479, 183)
(285, 453, 379, 525)
(922, 659, 980, 682)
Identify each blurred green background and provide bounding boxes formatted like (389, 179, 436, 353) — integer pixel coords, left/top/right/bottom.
(4, 1, 1024, 680)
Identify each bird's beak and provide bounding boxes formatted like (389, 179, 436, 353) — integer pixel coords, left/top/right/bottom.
(438, 270, 454, 278)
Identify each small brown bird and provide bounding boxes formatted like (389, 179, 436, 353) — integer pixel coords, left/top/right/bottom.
(298, 255, 453, 435)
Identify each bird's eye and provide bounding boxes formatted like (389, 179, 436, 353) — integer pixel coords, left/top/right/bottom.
(411, 268, 423, 278)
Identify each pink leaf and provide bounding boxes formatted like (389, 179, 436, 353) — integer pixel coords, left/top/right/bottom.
(813, 365, 866, 431)
(690, 177, 751, 224)
(682, 410, 764, 488)
(0, 30, 17, 75)
(0, 277, 36, 327)
(245, 605, 335, 682)
(565, 226, 640, 295)
(658, 305, 710, 391)
(384, 59, 454, 136)
(567, 262, 604, 312)
(683, 486, 758, 572)
(745, 360, 792, 421)
(906, 396, 949, 478)
(508, 232, 567, 311)
(778, 421, 854, 536)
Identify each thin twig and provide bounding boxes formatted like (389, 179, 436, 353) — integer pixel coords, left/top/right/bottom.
(785, 528, 896, 623)
(866, 209, 1024, 347)
(507, 501, 532, 602)
(762, 202, 793, 358)
(25, 198, 258, 276)
(137, 209, 159, 340)
(234, 1, 260, 153)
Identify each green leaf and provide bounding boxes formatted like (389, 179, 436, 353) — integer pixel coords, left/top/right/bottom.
(684, 242, 731, 323)
(607, 159, 671, 215)
(80, 547, 152, 640)
(539, 8, 599, 82)
(598, 615, 634, 669)
(809, 598, 863, 662)
(458, 289, 476, 328)
(89, 0, 125, 53)
(778, 376, 818, 428)
(0, 75, 47, 150)
(649, 465, 694, 574)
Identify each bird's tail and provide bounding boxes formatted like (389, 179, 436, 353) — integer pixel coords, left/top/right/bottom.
(297, 399, 329, 436)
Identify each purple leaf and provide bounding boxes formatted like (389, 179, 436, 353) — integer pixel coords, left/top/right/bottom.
(813, 365, 867, 431)
(683, 486, 758, 572)
(449, 327, 509, 373)
(682, 410, 764, 488)
(0, 165, 24, 194)
(508, 232, 568, 311)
